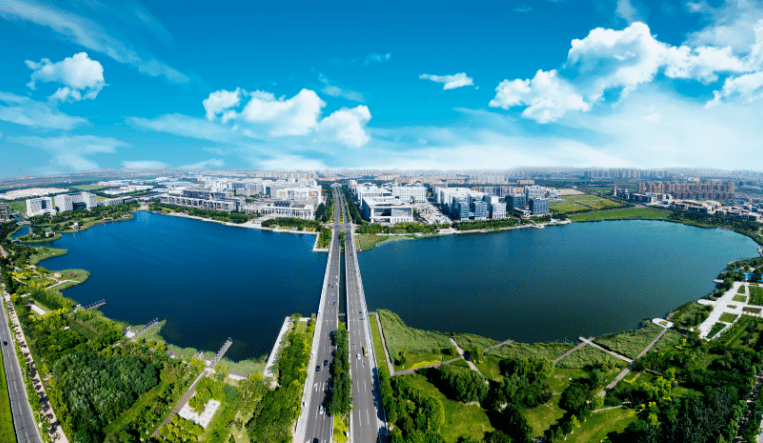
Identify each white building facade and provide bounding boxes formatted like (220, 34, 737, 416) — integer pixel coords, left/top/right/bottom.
(26, 197, 56, 217)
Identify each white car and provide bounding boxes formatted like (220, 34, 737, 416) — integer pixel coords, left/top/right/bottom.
(356, 353, 361, 360)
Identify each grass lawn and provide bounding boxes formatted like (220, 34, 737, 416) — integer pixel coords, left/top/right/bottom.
(521, 393, 566, 437)
(486, 342, 573, 361)
(358, 234, 391, 252)
(449, 359, 471, 369)
(474, 355, 503, 382)
(566, 407, 637, 443)
(0, 347, 16, 443)
(594, 323, 663, 360)
(738, 286, 748, 294)
(733, 294, 748, 303)
(750, 285, 763, 305)
(219, 357, 266, 375)
(568, 208, 669, 222)
(369, 313, 390, 376)
(548, 368, 588, 393)
(719, 312, 739, 323)
(28, 246, 68, 265)
(549, 200, 589, 214)
(651, 329, 683, 353)
(405, 373, 494, 443)
(708, 322, 727, 339)
(556, 345, 626, 369)
(452, 333, 498, 351)
(2, 200, 27, 213)
(564, 195, 624, 210)
(377, 310, 452, 370)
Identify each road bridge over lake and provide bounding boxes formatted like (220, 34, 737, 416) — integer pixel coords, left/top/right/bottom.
(297, 184, 385, 443)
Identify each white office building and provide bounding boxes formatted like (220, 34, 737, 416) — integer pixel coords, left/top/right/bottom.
(26, 197, 56, 217)
(525, 185, 545, 200)
(54, 192, 97, 213)
(361, 196, 415, 224)
(390, 185, 427, 203)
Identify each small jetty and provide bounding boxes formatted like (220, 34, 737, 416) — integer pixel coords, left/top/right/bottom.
(126, 318, 160, 340)
(213, 338, 233, 364)
(77, 299, 106, 311)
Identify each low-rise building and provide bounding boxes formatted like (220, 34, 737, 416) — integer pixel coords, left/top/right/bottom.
(103, 197, 134, 206)
(242, 201, 314, 219)
(161, 189, 240, 212)
(0, 203, 10, 222)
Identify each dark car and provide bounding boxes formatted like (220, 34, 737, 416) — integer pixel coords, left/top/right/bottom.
(316, 365, 320, 372)
(2, 341, 6, 346)
(324, 359, 328, 367)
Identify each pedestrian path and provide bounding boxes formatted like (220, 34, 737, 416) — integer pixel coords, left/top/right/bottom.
(484, 338, 513, 352)
(597, 328, 668, 398)
(449, 338, 481, 374)
(553, 340, 590, 364)
(151, 369, 209, 438)
(580, 337, 633, 363)
(698, 282, 755, 339)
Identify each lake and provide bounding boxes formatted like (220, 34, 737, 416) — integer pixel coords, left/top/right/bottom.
(358, 220, 760, 344)
(32, 214, 760, 360)
(38, 211, 327, 361)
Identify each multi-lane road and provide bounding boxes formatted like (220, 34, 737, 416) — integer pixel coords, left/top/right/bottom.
(338, 189, 386, 443)
(301, 186, 343, 443)
(1, 286, 43, 443)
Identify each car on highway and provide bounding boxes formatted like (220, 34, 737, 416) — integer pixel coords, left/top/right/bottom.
(2, 341, 6, 346)
(316, 365, 320, 372)
(356, 352, 361, 360)
(324, 359, 328, 367)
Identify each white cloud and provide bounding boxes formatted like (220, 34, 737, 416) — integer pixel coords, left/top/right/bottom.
(0, 91, 88, 129)
(685, 0, 763, 54)
(123, 160, 167, 169)
(319, 75, 365, 102)
(707, 71, 763, 106)
(0, 0, 188, 83)
(180, 158, 224, 169)
(419, 72, 474, 90)
(489, 70, 590, 123)
(492, 21, 757, 122)
(26, 52, 106, 102)
(9, 134, 127, 171)
(514, 5, 532, 13)
(129, 114, 232, 142)
(316, 106, 372, 148)
(615, 0, 644, 23)
(364, 53, 391, 66)
(203, 88, 242, 121)
(238, 89, 325, 137)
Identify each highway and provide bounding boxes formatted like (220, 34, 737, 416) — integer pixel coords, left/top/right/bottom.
(338, 190, 386, 443)
(1, 285, 43, 443)
(300, 186, 342, 443)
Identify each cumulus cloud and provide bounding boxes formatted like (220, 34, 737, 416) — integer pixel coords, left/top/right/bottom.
(489, 70, 590, 123)
(123, 160, 167, 169)
(26, 52, 106, 102)
(180, 158, 224, 169)
(238, 89, 325, 136)
(316, 106, 372, 148)
(708, 71, 763, 106)
(203, 88, 242, 121)
(9, 134, 127, 171)
(0, 91, 88, 129)
(491, 22, 758, 122)
(0, 0, 189, 83)
(419, 72, 474, 90)
(685, 0, 763, 54)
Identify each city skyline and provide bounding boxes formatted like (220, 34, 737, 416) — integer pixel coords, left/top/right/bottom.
(2, 0, 763, 178)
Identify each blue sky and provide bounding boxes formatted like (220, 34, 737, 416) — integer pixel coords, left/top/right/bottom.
(1, 0, 763, 177)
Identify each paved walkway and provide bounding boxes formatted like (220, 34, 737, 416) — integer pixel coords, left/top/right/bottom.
(597, 328, 668, 398)
(2, 280, 68, 442)
(553, 339, 591, 364)
(698, 282, 748, 339)
(373, 314, 395, 377)
(151, 369, 209, 438)
(580, 337, 633, 363)
(484, 339, 513, 352)
(449, 338, 481, 374)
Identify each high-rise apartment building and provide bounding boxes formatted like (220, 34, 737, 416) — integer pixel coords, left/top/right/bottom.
(54, 192, 97, 213)
(529, 198, 550, 215)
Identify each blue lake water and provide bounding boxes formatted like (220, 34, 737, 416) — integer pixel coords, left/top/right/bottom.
(358, 220, 760, 344)
(36, 211, 326, 361)
(29, 214, 760, 360)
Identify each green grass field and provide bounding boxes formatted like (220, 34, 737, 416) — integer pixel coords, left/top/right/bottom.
(651, 329, 683, 353)
(567, 208, 670, 222)
(486, 342, 573, 361)
(564, 195, 624, 210)
(708, 322, 727, 339)
(358, 234, 391, 252)
(451, 333, 498, 351)
(28, 246, 68, 265)
(738, 286, 748, 295)
(594, 323, 663, 360)
(474, 355, 503, 382)
(549, 200, 589, 214)
(566, 407, 637, 443)
(719, 312, 739, 323)
(370, 313, 390, 376)
(555, 345, 626, 369)
(521, 393, 566, 437)
(377, 310, 453, 370)
(2, 200, 26, 213)
(0, 345, 17, 443)
(405, 373, 494, 443)
(751, 285, 763, 305)
(733, 294, 747, 303)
